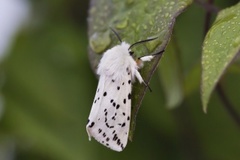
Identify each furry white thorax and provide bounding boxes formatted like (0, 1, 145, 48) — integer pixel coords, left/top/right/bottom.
(97, 42, 138, 82)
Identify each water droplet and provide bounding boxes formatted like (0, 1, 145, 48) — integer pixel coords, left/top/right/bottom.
(89, 31, 111, 54)
(89, 7, 96, 14)
(142, 24, 147, 30)
(126, 0, 134, 5)
(103, 5, 109, 11)
(165, 13, 169, 18)
(149, 20, 153, 26)
(145, 35, 163, 52)
(178, 1, 188, 9)
(115, 18, 128, 29)
(203, 76, 209, 81)
(233, 36, 240, 47)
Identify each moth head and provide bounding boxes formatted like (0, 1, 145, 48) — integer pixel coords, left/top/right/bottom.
(109, 27, 159, 56)
(128, 37, 159, 56)
(129, 51, 134, 56)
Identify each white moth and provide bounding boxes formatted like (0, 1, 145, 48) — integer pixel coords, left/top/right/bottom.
(86, 29, 163, 152)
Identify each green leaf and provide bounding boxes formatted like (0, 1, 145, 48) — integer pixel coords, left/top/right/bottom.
(88, 0, 192, 140)
(158, 38, 184, 109)
(201, 2, 240, 113)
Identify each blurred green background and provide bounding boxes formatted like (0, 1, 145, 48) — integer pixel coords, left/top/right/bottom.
(0, 0, 240, 160)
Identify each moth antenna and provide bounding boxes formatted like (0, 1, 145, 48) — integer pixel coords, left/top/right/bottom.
(109, 27, 122, 43)
(152, 50, 165, 56)
(128, 37, 158, 50)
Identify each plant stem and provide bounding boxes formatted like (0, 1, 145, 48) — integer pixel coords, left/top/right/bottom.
(216, 84, 240, 127)
(172, 104, 205, 160)
(194, 0, 220, 13)
(203, 0, 214, 34)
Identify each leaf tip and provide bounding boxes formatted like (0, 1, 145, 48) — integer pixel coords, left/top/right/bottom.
(203, 105, 208, 114)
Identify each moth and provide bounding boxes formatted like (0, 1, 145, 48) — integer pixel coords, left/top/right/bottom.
(86, 28, 164, 151)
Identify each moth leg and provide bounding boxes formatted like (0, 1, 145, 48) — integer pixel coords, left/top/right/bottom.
(135, 50, 164, 92)
(138, 50, 164, 62)
(134, 70, 152, 92)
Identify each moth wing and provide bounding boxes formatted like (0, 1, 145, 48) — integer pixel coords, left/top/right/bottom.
(86, 73, 132, 152)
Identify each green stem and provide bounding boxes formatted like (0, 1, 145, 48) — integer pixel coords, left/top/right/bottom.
(203, 0, 214, 34)
(172, 104, 205, 160)
(194, 0, 220, 13)
(216, 84, 240, 127)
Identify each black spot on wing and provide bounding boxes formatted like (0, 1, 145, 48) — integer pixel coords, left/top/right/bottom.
(103, 132, 106, 137)
(111, 116, 116, 120)
(116, 104, 120, 109)
(121, 144, 124, 150)
(117, 139, 121, 145)
(128, 93, 131, 100)
(113, 134, 118, 141)
(123, 99, 126, 104)
(103, 92, 107, 96)
(88, 122, 95, 128)
(105, 122, 114, 128)
(126, 67, 130, 75)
